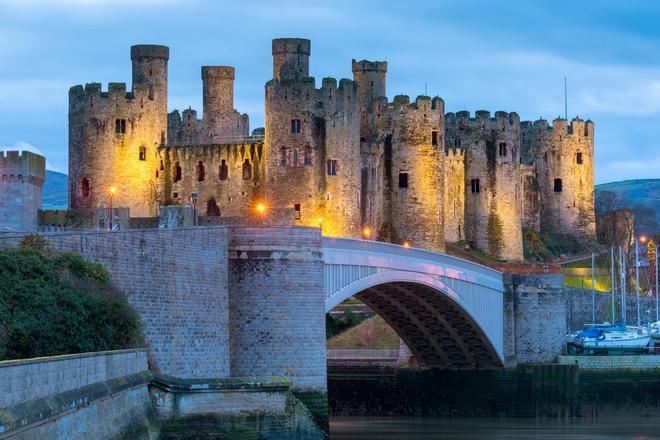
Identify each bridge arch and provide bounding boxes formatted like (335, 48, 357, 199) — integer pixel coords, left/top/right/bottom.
(323, 238, 504, 369)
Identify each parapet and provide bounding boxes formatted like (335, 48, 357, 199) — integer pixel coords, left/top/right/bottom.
(522, 116, 593, 138)
(0, 150, 46, 180)
(69, 82, 151, 107)
(131, 44, 169, 60)
(272, 38, 311, 55)
(445, 110, 520, 130)
(351, 59, 387, 73)
(202, 66, 235, 80)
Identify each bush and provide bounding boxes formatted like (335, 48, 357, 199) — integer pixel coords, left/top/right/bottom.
(0, 246, 144, 360)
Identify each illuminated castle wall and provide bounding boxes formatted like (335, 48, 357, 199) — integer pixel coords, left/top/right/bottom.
(68, 39, 596, 261)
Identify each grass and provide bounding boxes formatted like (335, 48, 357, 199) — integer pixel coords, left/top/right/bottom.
(326, 315, 400, 350)
(523, 229, 589, 262)
(564, 275, 612, 292)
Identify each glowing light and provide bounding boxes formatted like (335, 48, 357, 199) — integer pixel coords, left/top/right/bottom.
(362, 227, 372, 239)
(317, 217, 323, 225)
(108, 186, 117, 195)
(255, 202, 267, 215)
(403, 241, 410, 248)
(639, 236, 647, 243)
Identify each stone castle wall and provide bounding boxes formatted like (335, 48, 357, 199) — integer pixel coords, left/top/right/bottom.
(523, 118, 596, 239)
(446, 111, 524, 261)
(0, 150, 45, 231)
(66, 38, 596, 262)
(68, 45, 169, 217)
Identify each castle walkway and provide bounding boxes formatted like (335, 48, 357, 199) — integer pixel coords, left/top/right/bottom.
(323, 237, 504, 368)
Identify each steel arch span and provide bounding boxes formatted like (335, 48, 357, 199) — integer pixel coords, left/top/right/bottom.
(323, 237, 504, 369)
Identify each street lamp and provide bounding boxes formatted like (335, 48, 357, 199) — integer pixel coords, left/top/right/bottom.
(108, 186, 116, 230)
(191, 192, 198, 226)
(362, 226, 372, 239)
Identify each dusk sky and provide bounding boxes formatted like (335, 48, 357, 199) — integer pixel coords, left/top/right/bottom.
(0, 0, 658, 184)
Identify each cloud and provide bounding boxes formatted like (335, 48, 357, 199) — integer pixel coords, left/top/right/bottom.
(0, 141, 42, 155)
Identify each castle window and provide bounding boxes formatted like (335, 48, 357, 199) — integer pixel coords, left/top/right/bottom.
(156, 171, 159, 178)
(115, 119, 126, 134)
(431, 130, 439, 146)
(293, 149, 299, 166)
(160, 160, 164, 171)
(304, 147, 312, 165)
(327, 160, 337, 176)
(174, 162, 182, 182)
(576, 152, 583, 164)
(242, 159, 252, 180)
(455, 137, 461, 148)
(554, 178, 563, 192)
(219, 160, 228, 181)
(294, 203, 301, 220)
(81, 178, 90, 198)
(398, 172, 409, 189)
(291, 119, 302, 133)
(139, 146, 146, 161)
(173, 192, 178, 199)
(280, 147, 287, 167)
(471, 178, 480, 193)
(197, 161, 205, 182)
(499, 142, 507, 157)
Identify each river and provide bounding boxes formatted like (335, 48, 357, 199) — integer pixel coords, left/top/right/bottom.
(330, 417, 660, 439)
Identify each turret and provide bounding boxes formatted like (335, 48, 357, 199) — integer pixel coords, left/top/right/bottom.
(272, 38, 310, 81)
(131, 44, 169, 113)
(202, 66, 235, 119)
(352, 60, 387, 100)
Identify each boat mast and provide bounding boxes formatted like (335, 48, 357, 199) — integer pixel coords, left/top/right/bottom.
(611, 244, 616, 322)
(635, 238, 641, 326)
(591, 252, 596, 323)
(620, 245, 627, 324)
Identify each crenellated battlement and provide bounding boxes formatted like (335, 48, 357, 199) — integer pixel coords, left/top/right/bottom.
(267, 75, 359, 115)
(0, 150, 45, 181)
(444, 147, 465, 160)
(387, 95, 445, 115)
(446, 110, 520, 132)
(69, 82, 152, 106)
(202, 66, 235, 80)
(130, 44, 169, 61)
(521, 116, 594, 138)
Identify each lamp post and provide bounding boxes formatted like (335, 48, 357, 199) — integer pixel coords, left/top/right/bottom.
(191, 192, 198, 226)
(108, 186, 116, 230)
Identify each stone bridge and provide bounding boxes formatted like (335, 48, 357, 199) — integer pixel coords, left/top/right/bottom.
(0, 226, 569, 428)
(323, 237, 503, 368)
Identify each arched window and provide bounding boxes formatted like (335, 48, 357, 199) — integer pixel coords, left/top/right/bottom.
(554, 178, 563, 192)
(197, 161, 205, 182)
(219, 159, 228, 181)
(81, 178, 90, 198)
(242, 159, 252, 180)
(280, 146, 287, 167)
(304, 146, 312, 165)
(174, 162, 182, 182)
(206, 198, 220, 216)
(293, 149, 299, 166)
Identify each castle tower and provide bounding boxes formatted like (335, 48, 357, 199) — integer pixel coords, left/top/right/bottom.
(443, 148, 465, 243)
(445, 110, 524, 261)
(272, 38, 310, 81)
(265, 38, 361, 237)
(0, 151, 45, 231)
(352, 60, 387, 143)
(378, 95, 446, 252)
(531, 117, 595, 239)
(69, 45, 169, 217)
(200, 66, 249, 143)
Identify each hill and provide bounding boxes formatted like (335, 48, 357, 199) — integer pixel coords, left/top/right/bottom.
(42, 170, 68, 209)
(595, 179, 660, 224)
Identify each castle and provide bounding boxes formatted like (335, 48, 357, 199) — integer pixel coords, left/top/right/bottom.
(0, 151, 45, 232)
(67, 38, 596, 261)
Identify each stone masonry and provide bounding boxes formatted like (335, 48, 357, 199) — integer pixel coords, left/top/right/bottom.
(0, 150, 45, 231)
(67, 38, 596, 263)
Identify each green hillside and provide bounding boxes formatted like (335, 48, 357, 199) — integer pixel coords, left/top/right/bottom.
(42, 170, 68, 209)
(595, 179, 660, 223)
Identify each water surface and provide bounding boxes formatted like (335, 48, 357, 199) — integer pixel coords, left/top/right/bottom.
(330, 417, 660, 439)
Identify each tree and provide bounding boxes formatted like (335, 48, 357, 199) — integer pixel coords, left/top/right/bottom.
(631, 204, 658, 236)
(595, 190, 623, 215)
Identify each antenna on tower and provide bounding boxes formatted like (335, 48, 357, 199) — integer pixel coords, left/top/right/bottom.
(564, 76, 568, 120)
(425, 82, 428, 96)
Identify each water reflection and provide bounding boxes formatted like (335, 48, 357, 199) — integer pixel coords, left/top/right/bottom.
(330, 417, 660, 439)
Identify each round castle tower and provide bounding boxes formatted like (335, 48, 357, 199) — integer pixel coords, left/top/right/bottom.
(265, 38, 361, 237)
(526, 117, 595, 239)
(379, 95, 446, 252)
(352, 60, 387, 143)
(69, 44, 169, 217)
(445, 110, 524, 261)
(201, 66, 249, 143)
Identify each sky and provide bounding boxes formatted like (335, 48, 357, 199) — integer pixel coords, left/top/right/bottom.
(0, 0, 658, 184)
